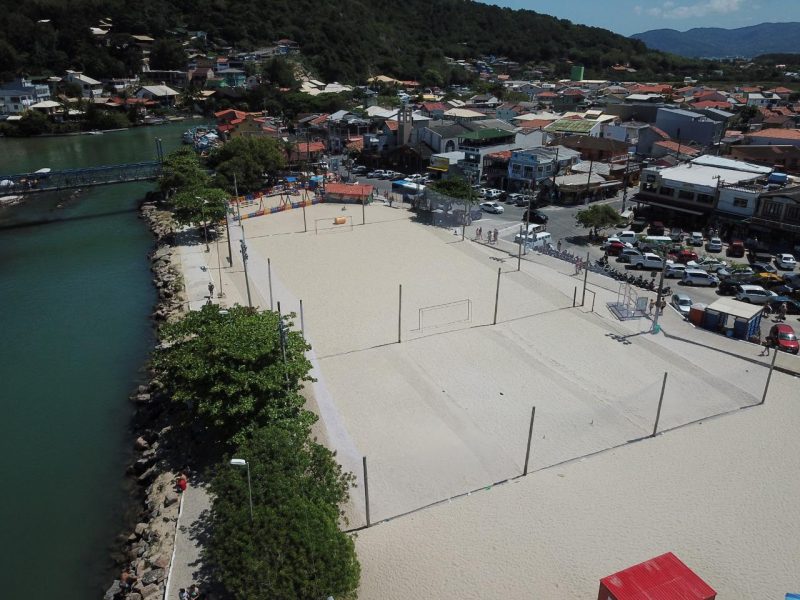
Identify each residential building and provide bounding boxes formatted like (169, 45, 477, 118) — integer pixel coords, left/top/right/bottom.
(506, 146, 577, 192)
(750, 185, 800, 244)
(327, 110, 370, 153)
(729, 144, 800, 174)
(544, 118, 603, 137)
(744, 128, 800, 148)
(65, 70, 103, 98)
(135, 85, 180, 106)
(458, 127, 518, 178)
(553, 135, 629, 162)
(0, 77, 52, 114)
(635, 155, 771, 220)
(654, 107, 724, 148)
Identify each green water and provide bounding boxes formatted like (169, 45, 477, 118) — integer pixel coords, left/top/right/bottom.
(0, 122, 190, 599)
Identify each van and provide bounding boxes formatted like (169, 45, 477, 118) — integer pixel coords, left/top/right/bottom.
(736, 284, 775, 304)
(682, 269, 719, 287)
(616, 231, 637, 245)
(638, 235, 673, 250)
(518, 231, 552, 249)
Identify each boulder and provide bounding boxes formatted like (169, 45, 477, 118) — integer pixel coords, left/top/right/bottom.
(139, 583, 160, 599)
(134, 436, 150, 451)
(163, 491, 179, 507)
(137, 466, 157, 485)
(151, 554, 170, 569)
(134, 522, 148, 537)
(103, 580, 121, 600)
(127, 593, 143, 600)
(140, 568, 165, 586)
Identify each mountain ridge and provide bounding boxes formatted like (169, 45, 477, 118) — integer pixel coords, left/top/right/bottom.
(631, 22, 800, 58)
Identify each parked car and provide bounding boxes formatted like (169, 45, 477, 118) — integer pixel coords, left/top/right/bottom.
(479, 201, 504, 214)
(606, 241, 628, 256)
(706, 237, 723, 253)
(776, 253, 797, 270)
(367, 169, 386, 178)
(521, 209, 548, 224)
(768, 324, 799, 354)
(669, 227, 683, 241)
(407, 173, 424, 182)
(648, 221, 666, 236)
(506, 192, 523, 204)
(352, 165, 368, 175)
(726, 239, 745, 258)
(689, 232, 704, 246)
(674, 249, 699, 264)
(686, 257, 727, 272)
(484, 188, 503, 200)
(630, 252, 665, 270)
(671, 293, 693, 316)
(736, 284, 777, 304)
(717, 280, 741, 296)
(682, 268, 719, 287)
(751, 261, 778, 275)
(664, 264, 687, 279)
(618, 248, 643, 263)
(717, 266, 755, 280)
(602, 236, 632, 250)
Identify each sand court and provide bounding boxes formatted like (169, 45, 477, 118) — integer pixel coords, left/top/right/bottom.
(224, 203, 770, 526)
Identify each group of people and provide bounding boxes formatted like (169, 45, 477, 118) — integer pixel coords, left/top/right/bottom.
(648, 298, 667, 315)
(178, 584, 202, 599)
(475, 227, 499, 244)
(762, 302, 788, 322)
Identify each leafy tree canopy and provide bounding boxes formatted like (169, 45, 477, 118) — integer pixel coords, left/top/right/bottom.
(208, 424, 360, 600)
(170, 186, 228, 228)
(159, 147, 211, 193)
(207, 136, 286, 194)
(575, 204, 622, 231)
(151, 304, 315, 445)
(429, 177, 475, 201)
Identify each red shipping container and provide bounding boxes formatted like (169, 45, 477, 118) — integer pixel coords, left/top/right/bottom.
(598, 552, 716, 600)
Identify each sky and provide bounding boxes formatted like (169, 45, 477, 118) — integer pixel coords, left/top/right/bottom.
(480, 0, 800, 36)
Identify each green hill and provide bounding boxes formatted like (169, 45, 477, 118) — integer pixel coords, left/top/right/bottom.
(0, 0, 699, 83)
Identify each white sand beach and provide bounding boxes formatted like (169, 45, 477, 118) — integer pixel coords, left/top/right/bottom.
(188, 200, 800, 598)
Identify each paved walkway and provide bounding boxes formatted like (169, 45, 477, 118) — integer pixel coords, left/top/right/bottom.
(165, 481, 212, 599)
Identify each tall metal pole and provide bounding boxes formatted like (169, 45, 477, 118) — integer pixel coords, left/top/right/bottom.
(551, 146, 560, 202)
(651, 254, 668, 332)
(463, 173, 472, 241)
(361, 196, 366, 225)
(493, 267, 501, 325)
(584, 158, 594, 205)
(240, 238, 252, 308)
(362, 456, 371, 527)
(621, 152, 631, 213)
(581, 251, 589, 306)
(267, 258, 274, 310)
(517, 224, 523, 271)
(215, 226, 224, 297)
(523, 405, 536, 476)
(651, 372, 668, 437)
(760, 350, 778, 405)
(299, 299, 305, 337)
(224, 208, 233, 266)
(397, 284, 403, 343)
(245, 461, 254, 523)
(302, 200, 307, 233)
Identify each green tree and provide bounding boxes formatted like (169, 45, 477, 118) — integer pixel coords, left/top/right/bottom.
(159, 148, 210, 194)
(575, 204, 622, 234)
(151, 304, 314, 445)
(429, 176, 474, 201)
(170, 186, 228, 244)
(207, 424, 360, 600)
(208, 136, 286, 193)
(17, 110, 50, 136)
(149, 38, 186, 70)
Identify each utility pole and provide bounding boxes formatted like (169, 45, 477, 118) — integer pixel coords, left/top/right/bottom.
(621, 152, 631, 213)
(651, 251, 668, 333)
(584, 158, 594, 205)
(675, 127, 682, 161)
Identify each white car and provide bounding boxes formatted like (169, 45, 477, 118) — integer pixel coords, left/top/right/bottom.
(602, 237, 633, 250)
(664, 264, 687, 278)
(671, 293, 693, 316)
(686, 257, 727, 272)
(479, 201, 504, 214)
(630, 252, 665, 270)
(484, 188, 503, 200)
(689, 232, 704, 246)
(682, 269, 719, 287)
(706, 237, 723, 252)
(776, 253, 797, 270)
(735, 285, 778, 304)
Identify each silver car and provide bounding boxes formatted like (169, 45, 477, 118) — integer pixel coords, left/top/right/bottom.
(671, 293, 692, 316)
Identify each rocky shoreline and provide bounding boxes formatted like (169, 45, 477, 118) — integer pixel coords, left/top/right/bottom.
(104, 193, 188, 600)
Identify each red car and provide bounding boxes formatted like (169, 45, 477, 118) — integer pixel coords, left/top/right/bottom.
(769, 323, 799, 354)
(674, 249, 699, 264)
(727, 240, 745, 258)
(606, 241, 627, 256)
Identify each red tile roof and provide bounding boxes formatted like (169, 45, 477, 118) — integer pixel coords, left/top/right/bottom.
(421, 102, 447, 112)
(741, 86, 761, 93)
(325, 183, 373, 198)
(517, 119, 556, 129)
(600, 552, 716, 600)
(628, 83, 672, 94)
(654, 140, 701, 156)
(384, 120, 399, 131)
(747, 128, 800, 140)
(649, 126, 670, 140)
(486, 150, 513, 160)
(767, 86, 793, 94)
(309, 113, 329, 126)
(692, 100, 731, 110)
(536, 91, 557, 98)
(562, 89, 585, 96)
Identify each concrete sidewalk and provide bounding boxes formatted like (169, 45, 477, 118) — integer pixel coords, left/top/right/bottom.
(165, 481, 212, 599)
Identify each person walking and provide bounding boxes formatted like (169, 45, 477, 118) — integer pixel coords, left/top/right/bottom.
(778, 302, 787, 322)
(493, 228, 499, 245)
(760, 334, 772, 356)
(557, 239, 562, 252)
(649, 299, 655, 315)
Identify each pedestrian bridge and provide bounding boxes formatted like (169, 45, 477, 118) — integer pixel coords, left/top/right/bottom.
(0, 161, 162, 195)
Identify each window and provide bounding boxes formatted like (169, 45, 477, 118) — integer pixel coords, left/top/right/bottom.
(785, 205, 800, 223)
(762, 201, 782, 218)
(732, 197, 748, 208)
(678, 190, 695, 201)
(659, 186, 674, 197)
(523, 167, 533, 178)
(697, 194, 714, 204)
(511, 164, 521, 174)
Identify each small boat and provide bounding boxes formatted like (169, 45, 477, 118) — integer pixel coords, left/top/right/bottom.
(34, 167, 51, 174)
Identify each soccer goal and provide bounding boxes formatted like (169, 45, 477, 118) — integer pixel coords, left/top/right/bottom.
(315, 215, 354, 234)
(417, 299, 472, 331)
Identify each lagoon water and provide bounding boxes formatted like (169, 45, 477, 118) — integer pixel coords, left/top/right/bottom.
(0, 122, 188, 598)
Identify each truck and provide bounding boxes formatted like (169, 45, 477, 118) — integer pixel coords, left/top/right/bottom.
(630, 252, 665, 270)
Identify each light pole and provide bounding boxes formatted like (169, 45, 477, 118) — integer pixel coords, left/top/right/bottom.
(196, 196, 210, 252)
(651, 248, 669, 333)
(230, 458, 254, 523)
(621, 152, 631, 213)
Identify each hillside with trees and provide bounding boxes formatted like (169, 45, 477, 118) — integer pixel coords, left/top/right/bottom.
(0, 0, 700, 83)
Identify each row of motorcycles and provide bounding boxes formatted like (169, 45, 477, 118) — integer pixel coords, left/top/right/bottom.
(595, 258, 672, 295)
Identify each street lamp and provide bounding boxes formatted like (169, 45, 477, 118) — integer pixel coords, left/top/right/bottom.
(195, 196, 210, 252)
(230, 458, 254, 523)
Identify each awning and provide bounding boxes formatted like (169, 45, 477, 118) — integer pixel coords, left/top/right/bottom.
(634, 199, 705, 216)
(428, 165, 448, 172)
(706, 297, 763, 320)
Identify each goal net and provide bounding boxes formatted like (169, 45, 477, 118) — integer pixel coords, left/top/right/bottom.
(418, 299, 472, 331)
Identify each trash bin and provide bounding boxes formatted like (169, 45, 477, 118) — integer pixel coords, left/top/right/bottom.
(689, 303, 706, 326)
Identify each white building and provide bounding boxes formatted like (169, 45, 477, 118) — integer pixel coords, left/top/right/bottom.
(65, 70, 104, 98)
